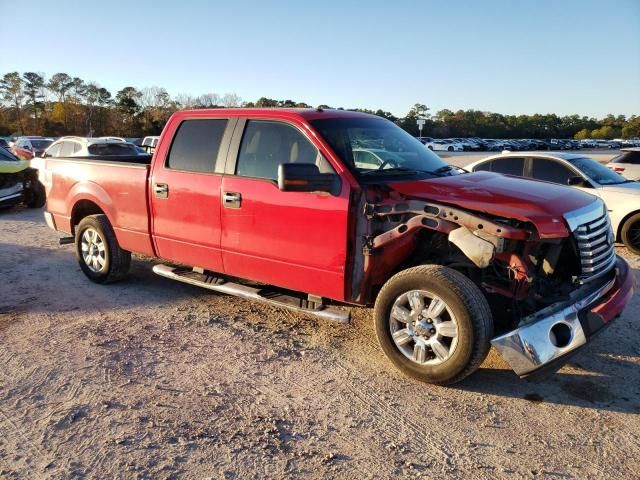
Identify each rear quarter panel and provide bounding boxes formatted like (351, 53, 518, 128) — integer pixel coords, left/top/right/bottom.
(46, 158, 154, 256)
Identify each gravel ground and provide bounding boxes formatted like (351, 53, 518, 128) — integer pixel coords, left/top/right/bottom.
(1, 203, 639, 480)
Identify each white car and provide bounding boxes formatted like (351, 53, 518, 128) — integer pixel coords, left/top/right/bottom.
(467, 152, 640, 254)
(607, 148, 640, 181)
(352, 148, 407, 169)
(425, 140, 464, 152)
(42, 136, 148, 159)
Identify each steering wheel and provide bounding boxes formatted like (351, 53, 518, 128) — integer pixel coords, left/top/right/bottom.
(377, 158, 401, 170)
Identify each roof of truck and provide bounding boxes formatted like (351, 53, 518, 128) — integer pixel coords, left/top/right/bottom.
(175, 108, 378, 121)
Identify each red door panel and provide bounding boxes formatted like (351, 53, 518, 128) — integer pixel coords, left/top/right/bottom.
(220, 176, 350, 301)
(150, 170, 224, 272)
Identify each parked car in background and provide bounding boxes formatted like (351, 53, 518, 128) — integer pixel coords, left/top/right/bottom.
(42, 137, 151, 160)
(468, 152, 640, 254)
(352, 148, 407, 169)
(425, 139, 464, 152)
(607, 148, 640, 181)
(0, 146, 46, 208)
(141, 136, 160, 154)
(10, 136, 54, 160)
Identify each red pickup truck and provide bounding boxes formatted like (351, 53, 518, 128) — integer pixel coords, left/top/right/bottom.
(41, 108, 634, 384)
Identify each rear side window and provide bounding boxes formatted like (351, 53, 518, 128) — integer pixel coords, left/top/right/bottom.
(166, 120, 227, 173)
(236, 120, 332, 181)
(530, 158, 573, 184)
(489, 157, 525, 176)
(59, 141, 75, 157)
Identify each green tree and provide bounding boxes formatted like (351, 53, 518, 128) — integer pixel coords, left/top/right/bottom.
(47, 73, 74, 129)
(23, 72, 46, 132)
(0, 72, 26, 133)
(116, 86, 142, 136)
(574, 128, 591, 140)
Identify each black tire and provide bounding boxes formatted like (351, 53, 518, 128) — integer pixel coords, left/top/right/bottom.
(75, 214, 131, 283)
(447, 146, 454, 152)
(621, 212, 640, 255)
(374, 265, 493, 385)
(428, 145, 433, 150)
(24, 180, 46, 208)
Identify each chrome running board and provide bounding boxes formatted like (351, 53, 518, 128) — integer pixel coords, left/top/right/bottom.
(152, 264, 350, 323)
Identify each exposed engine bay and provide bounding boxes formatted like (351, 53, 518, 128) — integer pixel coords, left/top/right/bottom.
(350, 187, 585, 333)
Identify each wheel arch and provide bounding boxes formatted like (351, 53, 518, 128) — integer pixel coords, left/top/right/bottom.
(70, 199, 107, 235)
(616, 209, 640, 242)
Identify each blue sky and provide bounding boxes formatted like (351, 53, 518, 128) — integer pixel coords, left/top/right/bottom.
(2, 0, 639, 117)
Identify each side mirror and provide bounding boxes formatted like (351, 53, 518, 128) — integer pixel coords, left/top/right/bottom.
(567, 176, 588, 187)
(278, 163, 340, 195)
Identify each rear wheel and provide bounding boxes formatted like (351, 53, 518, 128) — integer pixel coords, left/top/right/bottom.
(374, 265, 493, 385)
(75, 215, 131, 283)
(447, 146, 454, 152)
(621, 213, 640, 255)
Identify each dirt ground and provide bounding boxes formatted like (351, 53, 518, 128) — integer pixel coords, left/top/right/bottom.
(1, 203, 639, 479)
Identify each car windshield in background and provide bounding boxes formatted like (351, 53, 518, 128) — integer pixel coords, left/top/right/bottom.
(612, 151, 640, 164)
(310, 117, 457, 179)
(88, 143, 140, 156)
(568, 157, 629, 185)
(0, 147, 19, 161)
(31, 140, 52, 149)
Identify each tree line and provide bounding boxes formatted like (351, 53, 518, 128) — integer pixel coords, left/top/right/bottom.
(1, 71, 639, 140)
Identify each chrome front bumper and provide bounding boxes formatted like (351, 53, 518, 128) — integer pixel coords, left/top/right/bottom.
(491, 274, 617, 377)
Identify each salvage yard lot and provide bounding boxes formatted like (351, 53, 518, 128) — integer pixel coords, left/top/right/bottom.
(1, 188, 639, 478)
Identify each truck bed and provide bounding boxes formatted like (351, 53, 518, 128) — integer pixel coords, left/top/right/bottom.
(44, 156, 155, 256)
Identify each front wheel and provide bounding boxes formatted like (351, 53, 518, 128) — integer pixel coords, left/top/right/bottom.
(447, 146, 454, 152)
(75, 214, 131, 283)
(621, 213, 640, 255)
(374, 265, 493, 385)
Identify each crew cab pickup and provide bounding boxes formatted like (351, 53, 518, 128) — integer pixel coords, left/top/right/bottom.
(41, 109, 635, 384)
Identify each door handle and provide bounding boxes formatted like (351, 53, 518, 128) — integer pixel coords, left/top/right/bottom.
(154, 183, 169, 199)
(223, 191, 241, 208)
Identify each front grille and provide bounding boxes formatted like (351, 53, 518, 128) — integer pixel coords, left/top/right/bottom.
(573, 209, 616, 282)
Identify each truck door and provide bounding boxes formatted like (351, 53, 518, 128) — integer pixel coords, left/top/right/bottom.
(150, 117, 235, 272)
(219, 119, 351, 301)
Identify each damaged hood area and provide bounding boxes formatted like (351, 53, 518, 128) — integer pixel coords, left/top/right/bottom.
(388, 171, 598, 238)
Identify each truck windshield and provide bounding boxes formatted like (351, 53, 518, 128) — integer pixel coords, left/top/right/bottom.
(310, 117, 458, 179)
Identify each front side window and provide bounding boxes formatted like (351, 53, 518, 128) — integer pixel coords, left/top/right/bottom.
(166, 119, 227, 173)
(530, 158, 573, 184)
(44, 143, 62, 157)
(236, 120, 333, 181)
